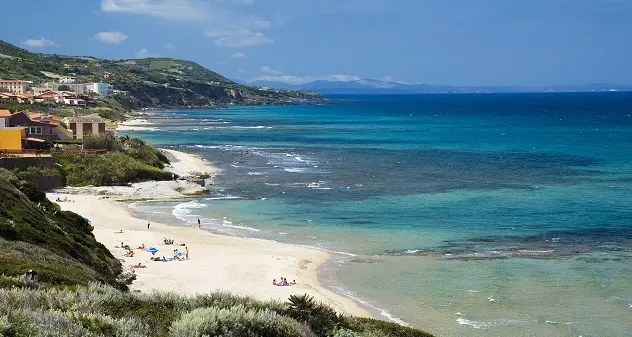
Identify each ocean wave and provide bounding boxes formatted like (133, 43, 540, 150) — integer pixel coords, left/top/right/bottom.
(204, 195, 241, 200)
(545, 320, 577, 325)
(457, 318, 490, 329)
(223, 224, 260, 232)
(284, 167, 309, 173)
(248, 172, 265, 176)
(172, 200, 207, 221)
(331, 287, 410, 326)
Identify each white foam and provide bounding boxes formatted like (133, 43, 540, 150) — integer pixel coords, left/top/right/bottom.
(172, 200, 207, 221)
(283, 167, 308, 173)
(457, 318, 489, 329)
(331, 287, 410, 327)
(467, 290, 479, 293)
(204, 195, 241, 200)
(223, 224, 260, 232)
(247, 172, 265, 176)
(488, 297, 496, 302)
(545, 320, 577, 325)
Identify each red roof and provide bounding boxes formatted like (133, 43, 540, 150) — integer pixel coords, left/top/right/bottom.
(25, 111, 60, 126)
(0, 109, 11, 117)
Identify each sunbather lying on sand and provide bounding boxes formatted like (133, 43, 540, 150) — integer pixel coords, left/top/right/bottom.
(130, 263, 146, 268)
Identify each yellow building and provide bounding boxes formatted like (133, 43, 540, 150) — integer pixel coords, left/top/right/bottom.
(0, 127, 26, 150)
(0, 80, 29, 95)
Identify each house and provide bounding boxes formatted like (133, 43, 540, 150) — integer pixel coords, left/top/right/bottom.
(8, 110, 69, 140)
(0, 80, 29, 94)
(39, 82, 87, 94)
(63, 114, 116, 139)
(103, 72, 114, 79)
(0, 109, 11, 127)
(85, 82, 113, 96)
(63, 98, 86, 107)
(33, 92, 57, 105)
(31, 87, 53, 96)
(0, 127, 26, 150)
(0, 93, 17, 104)
(59, 77, 77, 84)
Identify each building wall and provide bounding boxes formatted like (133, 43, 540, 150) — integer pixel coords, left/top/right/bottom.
(0, 128, 25, 150)
(41, 82, 86, 94)
(86, 83, 113, 96)
(0, 80, 28, 94)
(0, 117, 7, 127)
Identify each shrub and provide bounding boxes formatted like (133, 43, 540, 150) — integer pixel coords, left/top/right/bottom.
(83, 134, 123, 151)
(169, 305, 309, 337)
(286, 294, 342, 336)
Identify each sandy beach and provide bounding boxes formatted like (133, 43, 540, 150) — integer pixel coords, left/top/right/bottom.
(48, 149, 369, 317)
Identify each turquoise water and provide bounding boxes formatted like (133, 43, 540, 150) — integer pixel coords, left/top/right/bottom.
(124, 93, 632, 336)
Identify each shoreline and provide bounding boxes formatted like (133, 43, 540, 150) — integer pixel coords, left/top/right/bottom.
(49, 149, 370, 318)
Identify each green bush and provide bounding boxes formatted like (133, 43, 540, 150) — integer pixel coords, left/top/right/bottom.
(169, 305, 308, 337)
(286, 294, 342, 336)
(54, 151, 173, 186)
(83, 134, 123, 151)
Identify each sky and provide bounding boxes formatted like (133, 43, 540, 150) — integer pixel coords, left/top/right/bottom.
(2, 0, 631, 86)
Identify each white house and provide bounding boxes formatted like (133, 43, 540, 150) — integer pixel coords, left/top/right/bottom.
(85, 82, 113, 96)
(59, 77, 77, 84)
(63, 114, 116, 139)
(40, 82, 86, 94)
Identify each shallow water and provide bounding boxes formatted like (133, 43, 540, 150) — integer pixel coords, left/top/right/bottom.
(124, 93, 632, 336)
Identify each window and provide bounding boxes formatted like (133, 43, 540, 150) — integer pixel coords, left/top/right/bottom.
(29, 126, 42, 134)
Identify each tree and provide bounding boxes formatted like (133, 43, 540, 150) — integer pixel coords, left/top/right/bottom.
(58, 85, 71, 91)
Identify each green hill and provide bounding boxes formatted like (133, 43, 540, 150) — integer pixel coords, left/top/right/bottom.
(0, 169, 125, 288)
(0, 40, 321, 109)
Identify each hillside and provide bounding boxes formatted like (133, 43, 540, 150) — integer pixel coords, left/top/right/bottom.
(0, 40, 322, 109)
(0, 169, 125, 288)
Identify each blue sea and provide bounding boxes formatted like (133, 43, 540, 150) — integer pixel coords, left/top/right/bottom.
(122, 93, 632, 336)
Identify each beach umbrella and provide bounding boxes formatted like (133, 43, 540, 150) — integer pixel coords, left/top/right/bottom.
(147, 247, 159, 253)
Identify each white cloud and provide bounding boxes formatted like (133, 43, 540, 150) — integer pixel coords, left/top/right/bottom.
(260, 66, 282, 75)
(135, 48, 161, 58)
(250, 74, 361, 85)
(165, 42, 174, 50)
(206, 28, 273, 48)
(24, 38, 56, 48)
(230, 52, 246, 58)
(95, 31, 128, 44)
(101, 0, 280, 48)
(100, 0, 207, 20)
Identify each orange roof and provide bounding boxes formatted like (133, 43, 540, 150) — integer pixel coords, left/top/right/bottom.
(26, 111, 59, 126)
(0, 109, 11, 117)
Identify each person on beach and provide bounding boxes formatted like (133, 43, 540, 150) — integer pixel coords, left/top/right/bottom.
(185, 246, 189, 259)
(273, 279, 277, 285)
(197, 218, 201, 229)
(147, 221, 151, 229)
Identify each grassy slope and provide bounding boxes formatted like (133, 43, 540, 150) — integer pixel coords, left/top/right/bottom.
(0, 40, 321, 110)
(0, 169, 124, 288)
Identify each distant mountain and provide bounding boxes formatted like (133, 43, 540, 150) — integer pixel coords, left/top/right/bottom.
(242, 78, 632, 95)
(0, 40, 322, 109)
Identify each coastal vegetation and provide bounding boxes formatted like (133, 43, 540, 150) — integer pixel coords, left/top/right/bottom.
(0, 169, 124, 288)
(53, 134, 173, 186)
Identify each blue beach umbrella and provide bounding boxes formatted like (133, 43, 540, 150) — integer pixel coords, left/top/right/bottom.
(147, 247, 159, 254)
